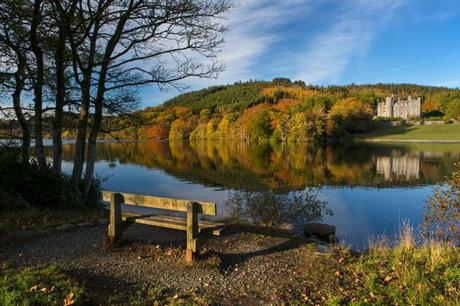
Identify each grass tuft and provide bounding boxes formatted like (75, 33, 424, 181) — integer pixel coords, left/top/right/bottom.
(0, 266, 86, 306)
(352, 226, 460, 305)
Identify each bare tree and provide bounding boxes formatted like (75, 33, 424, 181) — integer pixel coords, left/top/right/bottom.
(53, 0, 231, 192)
(1, 0, 232, 196)
(0, 0, 32, 160)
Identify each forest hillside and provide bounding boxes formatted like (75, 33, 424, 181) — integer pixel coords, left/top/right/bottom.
(98, 79, 460, 142)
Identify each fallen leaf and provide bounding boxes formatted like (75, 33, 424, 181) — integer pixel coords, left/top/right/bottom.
(64, 292, 75, 306)
(41, 286, 54, 294)
(29, 285, 38, 292)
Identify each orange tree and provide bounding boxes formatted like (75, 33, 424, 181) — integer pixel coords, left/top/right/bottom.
(327, 98, 374, 136)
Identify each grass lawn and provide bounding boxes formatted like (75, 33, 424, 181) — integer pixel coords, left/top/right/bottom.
(356, 123, 460, 142)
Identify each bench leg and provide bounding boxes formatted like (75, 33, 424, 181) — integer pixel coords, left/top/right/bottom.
(186, 202, 199, 262)
(185, 249, 194, 262)
(107, 193, 123, 245)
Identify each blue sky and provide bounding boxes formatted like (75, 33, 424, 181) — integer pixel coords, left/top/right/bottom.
(142, 0, 460, 107)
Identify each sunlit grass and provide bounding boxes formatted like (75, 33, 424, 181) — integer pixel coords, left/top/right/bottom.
(357, 124, 460, 141)
(351, 224, 460, 305)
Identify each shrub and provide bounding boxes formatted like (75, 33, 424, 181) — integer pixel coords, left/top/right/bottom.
(0, 146, 100, 212)
(225, 189, 332, 226)
(423, 163, 460, 245)
(422, 116, 443, 121)
(445, 100, 460, 121)
(0, 188, 29, 212)
(422, 110, 444, 119)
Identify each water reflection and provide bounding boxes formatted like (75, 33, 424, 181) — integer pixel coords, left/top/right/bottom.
(45, 141, 460, 249)
(225, 189, 332, 227)
(49, 141, 460, 190)
(376, 156, 420, 181)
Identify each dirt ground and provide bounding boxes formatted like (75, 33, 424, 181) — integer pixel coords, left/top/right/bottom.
(0, 223, 355, 305)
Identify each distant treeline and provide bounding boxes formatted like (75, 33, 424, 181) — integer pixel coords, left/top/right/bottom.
(13, 80, 458, 142)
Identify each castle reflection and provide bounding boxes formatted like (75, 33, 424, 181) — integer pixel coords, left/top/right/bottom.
(376, 155, 420, 181)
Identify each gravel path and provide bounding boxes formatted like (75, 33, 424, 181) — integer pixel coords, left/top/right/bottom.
(0, 223, 348, 305)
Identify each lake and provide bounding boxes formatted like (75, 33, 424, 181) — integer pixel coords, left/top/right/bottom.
(46, 141, 460, 250)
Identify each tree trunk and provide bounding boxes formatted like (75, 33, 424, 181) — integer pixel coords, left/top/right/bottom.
(71, 80, 91, 187)
(30, 0, 47, 169)
(12, 64, 30, 161)
(83, 123, 99, 195)
(83, 69, 107, 195)
(52, 27, 66, 173)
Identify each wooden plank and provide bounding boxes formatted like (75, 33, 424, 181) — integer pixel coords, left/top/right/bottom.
(138, 214, 225, 229)
(120, 213, 226, 235)
(102, 191, 216, 215)
(123, 214, 188, 231)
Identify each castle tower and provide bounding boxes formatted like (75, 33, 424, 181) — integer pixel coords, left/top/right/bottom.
(384, 96, 394, 117)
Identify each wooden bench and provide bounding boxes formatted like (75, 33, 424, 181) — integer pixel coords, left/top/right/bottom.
(102, 191, 225, 262)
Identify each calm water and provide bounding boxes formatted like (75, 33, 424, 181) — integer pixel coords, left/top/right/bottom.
(46, 141, 460, 250)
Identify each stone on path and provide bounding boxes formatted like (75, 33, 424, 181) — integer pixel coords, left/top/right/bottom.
(304, 223, 336, 242)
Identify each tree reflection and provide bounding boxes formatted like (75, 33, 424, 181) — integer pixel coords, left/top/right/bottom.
(46, 141, 460, 190)
(225, 189, 332, 227)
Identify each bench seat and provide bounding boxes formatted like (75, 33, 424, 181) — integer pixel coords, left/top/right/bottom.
(121, 212, 226, 236)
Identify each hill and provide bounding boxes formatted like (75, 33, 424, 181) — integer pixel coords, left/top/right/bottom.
(102, 79, 460, 142)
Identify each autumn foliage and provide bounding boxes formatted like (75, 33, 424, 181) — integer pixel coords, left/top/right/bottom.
(103, 80, 460, 142)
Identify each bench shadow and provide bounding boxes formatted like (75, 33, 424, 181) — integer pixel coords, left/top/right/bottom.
(200, 225, 310, 271)
(111, 223, 317, 273)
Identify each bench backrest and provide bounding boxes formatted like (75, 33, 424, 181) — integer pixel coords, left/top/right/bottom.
(102, 191, 217, 216)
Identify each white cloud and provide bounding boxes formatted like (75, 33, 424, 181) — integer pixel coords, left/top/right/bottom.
(294, 0, 406, 84)
(186, 0, 314, 86)
(143, 0, 460, 105)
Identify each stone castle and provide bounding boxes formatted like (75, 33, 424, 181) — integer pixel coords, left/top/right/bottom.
(377, 96, 421, 119)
